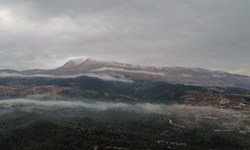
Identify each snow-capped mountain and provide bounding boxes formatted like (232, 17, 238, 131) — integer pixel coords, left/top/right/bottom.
(1, 58, 250, 89)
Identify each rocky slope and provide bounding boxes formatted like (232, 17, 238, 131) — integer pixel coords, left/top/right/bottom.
(1, 59, 250, 88)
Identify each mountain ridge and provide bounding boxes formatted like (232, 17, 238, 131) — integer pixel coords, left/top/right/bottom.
(0, 58, 250, 89)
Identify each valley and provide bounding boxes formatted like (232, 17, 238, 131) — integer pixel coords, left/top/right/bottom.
(0, 60, 250, 149)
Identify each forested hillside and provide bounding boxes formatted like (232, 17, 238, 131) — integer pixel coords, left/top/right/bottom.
(0, 76, 207, 104)
(0, 108, 249, 150)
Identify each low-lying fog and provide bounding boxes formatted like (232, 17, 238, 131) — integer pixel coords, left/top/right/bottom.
(0, 94, 249, 133)
(0, 94, 243, 115)
(0, 73, 133, 83)
(1, 94, 250, 130)
(0, 98, 163, 113)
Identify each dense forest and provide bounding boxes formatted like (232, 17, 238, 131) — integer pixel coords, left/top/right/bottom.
(0, 76, 208, 104)
(0, 107, 249, 150)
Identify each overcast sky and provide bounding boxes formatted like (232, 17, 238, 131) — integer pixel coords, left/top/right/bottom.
(0, 0, 249, 75)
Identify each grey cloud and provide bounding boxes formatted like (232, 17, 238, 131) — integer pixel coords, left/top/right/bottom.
(0, 0, 250, 75)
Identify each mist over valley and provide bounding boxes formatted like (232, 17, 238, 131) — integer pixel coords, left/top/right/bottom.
(0, 74, 250, 149)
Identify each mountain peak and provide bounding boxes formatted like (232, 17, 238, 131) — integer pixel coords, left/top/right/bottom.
(1, 59, 250, 89)
(63, 58, 90, 67)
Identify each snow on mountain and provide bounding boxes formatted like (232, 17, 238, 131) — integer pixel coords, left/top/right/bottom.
(93, 67, 165, 76)
(63, 58, 87, 67)
(0, 58, 250, 88)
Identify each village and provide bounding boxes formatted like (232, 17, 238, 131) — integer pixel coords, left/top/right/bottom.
(161, 90, 250, 134)
(182, 90, 250, 110)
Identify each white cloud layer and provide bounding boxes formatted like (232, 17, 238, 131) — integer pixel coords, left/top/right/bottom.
(0, 98, 240, 115)
(0, 99, 163, 112)
(0, 72, 133, 82)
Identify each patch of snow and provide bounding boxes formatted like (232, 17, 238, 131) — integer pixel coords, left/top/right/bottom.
(214, 70, 227, 74)
(180, 74, 194, 77)
(64, 58, 87, 66)
(93, 67, 165, 76)
(81, 73, 133, 83)
(211, 74, 227, 78)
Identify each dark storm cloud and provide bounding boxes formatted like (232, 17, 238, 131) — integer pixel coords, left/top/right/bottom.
(0, 0, 249, 75)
